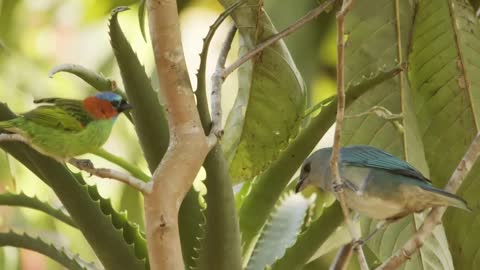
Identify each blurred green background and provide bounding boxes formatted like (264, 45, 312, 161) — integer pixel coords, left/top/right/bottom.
(0, 0, 337, 269)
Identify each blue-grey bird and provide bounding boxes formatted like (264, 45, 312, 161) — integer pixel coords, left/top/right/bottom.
(295, 145, 470, 222)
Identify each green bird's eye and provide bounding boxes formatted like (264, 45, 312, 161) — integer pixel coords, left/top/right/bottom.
(111, 100, 120, 107)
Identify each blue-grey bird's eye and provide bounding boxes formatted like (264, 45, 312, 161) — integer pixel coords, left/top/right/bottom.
(303, 162, 311, 173)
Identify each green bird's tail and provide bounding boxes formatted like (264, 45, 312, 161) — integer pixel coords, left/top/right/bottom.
(0, 120, 14, 130)
(421, 185, 471, 212)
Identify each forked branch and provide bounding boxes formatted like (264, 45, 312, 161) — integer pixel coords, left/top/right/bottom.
(329, 0, 369, 269)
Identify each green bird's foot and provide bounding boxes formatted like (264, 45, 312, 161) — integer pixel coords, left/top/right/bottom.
(69, 158, 95, 170)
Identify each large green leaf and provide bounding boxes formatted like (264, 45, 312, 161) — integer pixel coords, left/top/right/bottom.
(219, 0, 306, 183)
(408, 0, 480, 269)
(246, 192, 310, 270)
(341, 1, 453, 269)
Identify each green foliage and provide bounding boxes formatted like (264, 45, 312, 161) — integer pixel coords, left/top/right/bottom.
(341, 1, 455, 269)
(246, 192, 311, 270)
(220, 0, 306, 184)
(0, 191, 76, 228)
(0, 231, 95, 270)
(408, 1, 480, 269)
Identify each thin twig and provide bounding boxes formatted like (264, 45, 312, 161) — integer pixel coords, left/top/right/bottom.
(376, 133, 480, 270)
(68, 158, 152, 194)
(330, 243, 354, 270)
(0, 133, 29, 144)
(221, 0, 337, 79)
(0, 134, 152, 193)
(207, 25, 237, 149)
(329, 0, 368, 269)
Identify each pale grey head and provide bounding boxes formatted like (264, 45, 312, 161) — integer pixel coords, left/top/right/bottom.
(296, 147, 334, 193)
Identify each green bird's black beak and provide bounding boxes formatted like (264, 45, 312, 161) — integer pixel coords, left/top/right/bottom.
(118, 101, 133, 112)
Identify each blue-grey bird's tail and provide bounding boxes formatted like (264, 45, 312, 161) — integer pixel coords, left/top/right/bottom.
(421, 185, 471, 212)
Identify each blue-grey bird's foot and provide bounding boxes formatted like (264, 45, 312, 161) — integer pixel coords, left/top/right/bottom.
(333, 183, 345, 192)
(352, 239, 365, 248)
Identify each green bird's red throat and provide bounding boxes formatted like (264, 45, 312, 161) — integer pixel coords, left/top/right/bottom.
(83, 96, 120, 120)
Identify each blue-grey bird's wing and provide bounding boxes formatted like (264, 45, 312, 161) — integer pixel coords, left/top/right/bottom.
(340, 145, 431, 184)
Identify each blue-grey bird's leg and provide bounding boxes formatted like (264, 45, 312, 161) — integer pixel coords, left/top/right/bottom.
(354, 220, 389, 247)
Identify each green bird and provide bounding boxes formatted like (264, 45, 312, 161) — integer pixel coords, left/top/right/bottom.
(0, 92, 131, 163)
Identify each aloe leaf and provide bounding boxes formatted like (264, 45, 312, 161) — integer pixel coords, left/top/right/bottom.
(0, 192, 76, 228)
(0, 150, 15, 190)
(138, 0, 147, 42)
(108, 6, 169, 171)
(270, 202, 342, 270)
(218, 0, 306, 183)
(48, 64, 117, 93)
(0, 105, 147, 270)
(408, 0, 480, 268)
(246, 192, 311, 270)
(194, 4, 245, 269)
(341, 1, 453, 269)
(0, 231, 98, 270)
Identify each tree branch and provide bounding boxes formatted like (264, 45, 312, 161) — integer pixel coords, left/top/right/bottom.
(68, 158, 152, 194)
(329, 0, 368, 269)
(221, 0, 337, 79)
(207, 25, 237, 149)
(376, 133, 480, 270)
(0, 134, 152, 193)
(145, 1, 210, 269)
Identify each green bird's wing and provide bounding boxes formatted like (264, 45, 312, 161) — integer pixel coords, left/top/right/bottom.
(22, 98, 92, 132)
(340, 145, 431, 184)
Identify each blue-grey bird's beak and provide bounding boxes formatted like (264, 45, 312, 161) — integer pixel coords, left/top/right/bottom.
(295, 176, 306, 193)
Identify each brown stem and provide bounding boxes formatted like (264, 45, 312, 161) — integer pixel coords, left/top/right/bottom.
(145, 1, 210, 269)
(329, 0, 368, 269)
(208, 25, 237, 148)
(68, 158, 151, 193)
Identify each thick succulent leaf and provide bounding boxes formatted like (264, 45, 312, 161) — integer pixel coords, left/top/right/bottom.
(246, 193, 310, 270)
(0, 191, 76, 228)
(0, 151, 15, 190)
(49, 64, 117, 93)
(0, 231, 97, 270)
(341, 0, 453, 269)
(109, 6, 169, 171)
(219, 0, 306, 183)
(0, 103, 147, 270)
(238, 67, 402, 260)
(195, 146, 242, 270)
(269, 202, 342, 270)
(408, 0, 480, 268)
(138, 0, 147, 42)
